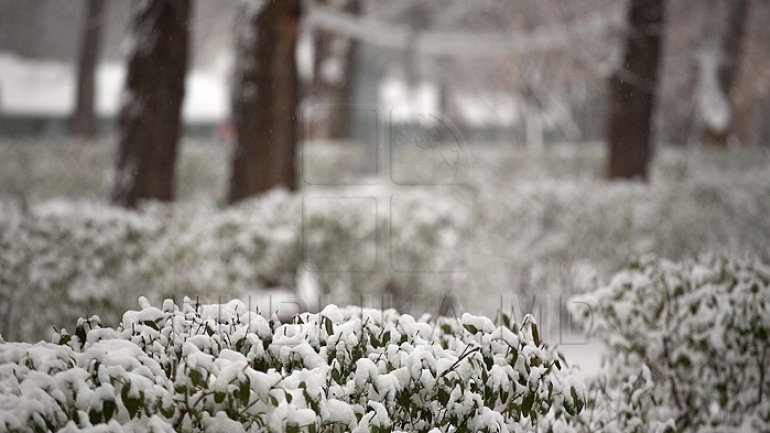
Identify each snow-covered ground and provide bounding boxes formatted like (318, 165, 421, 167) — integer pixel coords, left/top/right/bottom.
(0, 53, 227, 122)
(0, 52, 520, 127)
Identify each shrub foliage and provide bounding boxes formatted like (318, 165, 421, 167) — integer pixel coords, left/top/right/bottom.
(569, 256, 770, 433)
(0, 300, 583, 432)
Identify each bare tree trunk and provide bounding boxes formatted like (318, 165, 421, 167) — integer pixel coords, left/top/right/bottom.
(606, 0, 665, 180)
(111, 0, 191, 208)
(228, 0, 301, 204)
(71, 0, 105, 138)
(702, 0, 750, 146)
(310, 0, 359, 140)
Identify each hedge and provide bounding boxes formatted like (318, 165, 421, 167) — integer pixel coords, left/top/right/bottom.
(566, 256, 770, 433)
(0, 301, 583, 432)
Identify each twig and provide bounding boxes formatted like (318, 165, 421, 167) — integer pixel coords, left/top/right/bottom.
(438, 345, 480, 378)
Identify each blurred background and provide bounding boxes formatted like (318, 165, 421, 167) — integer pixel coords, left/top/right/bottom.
(0, 0, 769, 345)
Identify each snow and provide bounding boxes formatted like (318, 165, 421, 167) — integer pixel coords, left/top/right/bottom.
(468, 407, 507, 433)
(381, 76, 439, 123)
(461, 312, 496, 334)
(0, 52, 227, 122)
(0, 297, 590, 432)
(320, 304, 343, 324)
(558, 343, 603, 380)
(1, 135, 768, 430)
(135, 307, 164, 324)
(201, 412, 246, 433)
(566, 256, 770, 432)
(322, 398, 356, 427)
(0, 50, 520, 126)
(354, 358, 378, 388)
(696, 48, 731, 132)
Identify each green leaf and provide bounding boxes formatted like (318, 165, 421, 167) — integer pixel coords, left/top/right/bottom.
(122, 392, 141, 418)
(58, 334, 71, 346)
(189, 369, 204, 388)
(159, 399, 175, 418)
(522, 392, 535, 415)
(571, 387, 584, 414)
(331, 368, 341, 384)
(483, 355, 493, 370)
(235, 337, 245, 353)
(438, 388, 450, 406)
(304, 388, 319, 413)
(121, 386, 141, 419)
(463, 324, 478, 334)
(499, 389, 509, 404)
(239, 380, 250, 405)
(370, 333, 381, 347)
(88, 408, 101, 425)
(75, 324, 87, 345)
(103, 399, 116, 422)
(324, 317, 334, 336)
(502, 313, 511, 329)
(564, 399, 575, 416)
(214, 391, 226, 404)
(676, 354, 691, 368)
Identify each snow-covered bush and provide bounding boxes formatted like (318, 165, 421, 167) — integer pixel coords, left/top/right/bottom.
(0, 138, 229, 203)
(0, 201, 164, 341)
(0, 190, 467, 341)
(382, 142, 770, 315)
(3, 141, 770, 342)
(567, 256, 770, 432)
(0, 300, 584, 432)
(466, 160, 770, 315)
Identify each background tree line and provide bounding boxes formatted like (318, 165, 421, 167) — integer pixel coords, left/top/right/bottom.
(55, 0, 762, 208)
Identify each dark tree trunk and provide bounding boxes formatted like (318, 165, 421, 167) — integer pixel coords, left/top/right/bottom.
(71, 0, 105, 138)
(111, 0, 191, 208)
(702, 0, 750, 146)
(606, 0, 665, 180)
(310, 0, 359, 140)
(228, 0, 301, 204)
